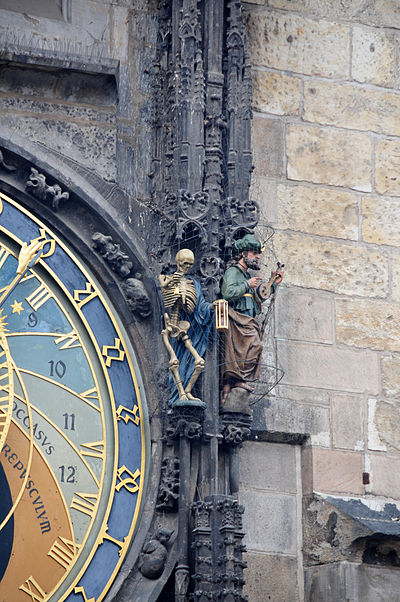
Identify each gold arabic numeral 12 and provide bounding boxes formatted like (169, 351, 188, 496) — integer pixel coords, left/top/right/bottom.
(19, 576, 47, 602)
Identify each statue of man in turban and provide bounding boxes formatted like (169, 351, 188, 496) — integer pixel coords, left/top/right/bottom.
(221, 234, 283, 402)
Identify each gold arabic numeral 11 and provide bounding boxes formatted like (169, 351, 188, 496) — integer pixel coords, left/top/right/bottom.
(19, 576, 47, 602)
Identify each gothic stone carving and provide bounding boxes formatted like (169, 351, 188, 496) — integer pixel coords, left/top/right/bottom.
(25, 167, 69, 211)
(156, 456, 180, 512)
(138, 527, 174, 580)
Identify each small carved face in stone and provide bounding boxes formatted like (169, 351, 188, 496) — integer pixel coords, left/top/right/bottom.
(175, 249, 194, 274)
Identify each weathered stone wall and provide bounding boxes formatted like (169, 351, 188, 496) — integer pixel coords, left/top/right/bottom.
(244, 0, 400, 599)
(0, 0, 156, 197)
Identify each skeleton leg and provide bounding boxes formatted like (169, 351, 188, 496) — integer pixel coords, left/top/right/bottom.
(161, 329, 188, 400)
(181, 334, 205, 397)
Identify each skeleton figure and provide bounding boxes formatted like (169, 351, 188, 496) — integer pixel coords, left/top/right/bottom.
(159, 249, 208, 403)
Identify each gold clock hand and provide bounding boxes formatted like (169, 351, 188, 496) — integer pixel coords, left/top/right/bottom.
(0, 239, 44, 308)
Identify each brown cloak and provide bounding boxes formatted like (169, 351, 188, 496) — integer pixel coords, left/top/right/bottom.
(222, 306, 262, 383)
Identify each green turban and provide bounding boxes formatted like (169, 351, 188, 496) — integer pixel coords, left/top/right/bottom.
(233, 234, 262, 255)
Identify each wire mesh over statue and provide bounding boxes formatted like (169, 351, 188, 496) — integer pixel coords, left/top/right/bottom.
(217, 233, 284, 413)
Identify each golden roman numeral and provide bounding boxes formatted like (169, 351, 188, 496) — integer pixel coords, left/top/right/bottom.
(102, 338, 125, 367)
(20, 272, 35, 283)
(116, 404, 140, 426)
(54, 331, 81, 350)
(70, 492, 98, 517)
(19, 576, 46, 601)
(80, 387, 99, 401)
(80, 441, 104, 460)
(48, 536, 80, 570)
(74, 586, 95, 602)
(74, 282, 98, 308)
(115, 465, 141, 494)
(99, 525, 127, 557)
(0, 247, 10, 270)
(26, 284, 51, 311)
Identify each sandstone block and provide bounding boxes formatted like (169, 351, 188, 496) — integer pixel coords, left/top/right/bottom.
(246, 12, 349, 78)
(268, 0, 400, 29)
(303, 80, 400, 137)
(249, 176, 277, 225)
(265, 396, 330, 446)
(110, 5, 129, 61)
(391, 253, 400, 302)
(239, 490, 297, 554)
(368, 452, 400, 498)
(368, 398, 400, 452)
(332, 394, 365, 451)
(381, 355, 400, 399)
(362, 196, 400, 246)
(276, 385, 330, 405)
(336, 298, 400, 353)
(243, 553, 298, 602)
(277, 183, 358, 240)
(252, 69, 301, 116)
(375, 139, 400, 196)
(352, 25, 395, 87)
(287, 125, 371, 191)
(252, 116, 284, 177)
(0, 66, 57, 98)
(274, 232, 388, 297)
(275, 287, 333, 343)
(239, 441, 297, 493)
(303, 448, 364, 495)
(277, 340, 379, 394)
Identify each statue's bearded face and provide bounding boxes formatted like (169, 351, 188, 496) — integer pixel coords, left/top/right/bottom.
(175, 249, 194, 274)
(243, 250, 261, 270)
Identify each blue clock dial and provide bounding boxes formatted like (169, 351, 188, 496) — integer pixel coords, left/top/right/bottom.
(0, 192, 149, 602)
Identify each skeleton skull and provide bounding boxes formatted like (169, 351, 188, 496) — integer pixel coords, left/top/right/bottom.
(175, 249, 194, 274)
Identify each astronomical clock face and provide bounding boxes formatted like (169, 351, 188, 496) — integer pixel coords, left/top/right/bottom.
(0, 191, 149, 602)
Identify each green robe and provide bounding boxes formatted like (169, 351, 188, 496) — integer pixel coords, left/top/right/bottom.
(221, 264, 260, 317)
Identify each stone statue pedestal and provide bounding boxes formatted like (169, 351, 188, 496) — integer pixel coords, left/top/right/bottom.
(221, 387, 252, 416)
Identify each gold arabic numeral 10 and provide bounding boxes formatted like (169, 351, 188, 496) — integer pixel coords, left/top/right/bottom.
(115, 465, 141, 494)
(19, 576, 47, 602)
(25, 284, 52, 312)
(70, 492, 98, 517)
(116, 404, 140, 426)
(48, 536, 80, 571)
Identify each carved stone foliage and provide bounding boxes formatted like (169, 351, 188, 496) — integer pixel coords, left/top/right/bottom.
(92, 232, 152, 320)
(192, 495, 247, 600)
(152, 0, 255, 300)
(138, 527, 174, 580)
(166, 405, 204, 440)
(156, 456, 180, 512)
(25, 167, 69, 211)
